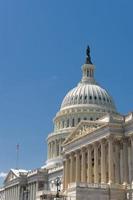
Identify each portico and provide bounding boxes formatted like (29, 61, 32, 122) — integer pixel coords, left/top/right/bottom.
(63, 118, 133, 190)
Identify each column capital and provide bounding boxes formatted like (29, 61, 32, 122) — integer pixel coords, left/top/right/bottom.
(65, 154, 70, 159)
(87, 144, 92, 150)
(81, 146, 86, 152)
(106, 135, 114, 142)
(75, 149, 80, 155)
(93, 141, 99, 148)
(121, 137, 129, 145)
(70, 151, 75, 157)
(100, 138, 106, 145)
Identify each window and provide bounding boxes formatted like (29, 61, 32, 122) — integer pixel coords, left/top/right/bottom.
(67, 119, 69, 127)
(90, 117, 93, 121)
(94, 96, 97, 100)
(62, 121, 64, 128)
(72, 118, 75, 127)
(89, 96, 92, 100)
(99, 96, 101, 100)
(84, 95, 87, 100)
(87, 70, 89, 77)
(84, 117, 87, 120)
(78, 118, 81, 123)
(38, 181, 44, 191)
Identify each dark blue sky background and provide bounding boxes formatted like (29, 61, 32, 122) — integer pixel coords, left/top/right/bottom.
(0, 0, 133, 184)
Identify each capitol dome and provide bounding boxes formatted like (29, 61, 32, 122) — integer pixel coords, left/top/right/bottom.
(53, 46, 117, 131)
(61, 79, 116, 113)
(60, 47, 116, 113)
(46, 46, 117, 168)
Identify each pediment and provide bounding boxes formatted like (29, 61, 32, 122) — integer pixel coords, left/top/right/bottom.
(4, 170, 18, 184)
(63, 120, 107, 145)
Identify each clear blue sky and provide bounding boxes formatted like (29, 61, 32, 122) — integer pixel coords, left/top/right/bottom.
(0, 0, 133, 184)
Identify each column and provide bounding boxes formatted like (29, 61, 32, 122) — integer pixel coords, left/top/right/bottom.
(87, 145, 92, 183)
(101, 139, 106, 183)
(49, 142, 51, 159)
(63, 160, 66, 189)
(108, 136, 114, 184)
(55, 140, 57, 157)
(75, 150, 80, 182)
(81, 147, 86, 182)
(120, 143, 123, 184)
(123, 138, 129, 184)
(65, 155, 70, 188)
(59, 139, 62, 156)
(70, 152, 75, 183)
(94, 142, 99, 183)
(115, 141, 120, 183)
(48, 143, 50, 159)
(131, 136, 133, 183)
(51, 141, 54, 158)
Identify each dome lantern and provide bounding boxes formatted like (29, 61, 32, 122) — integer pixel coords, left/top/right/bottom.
(81, 46, 95, 84)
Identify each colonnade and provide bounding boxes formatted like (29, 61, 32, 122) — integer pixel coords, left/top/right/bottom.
(5, 185, 20, 200)
(48, 138, 65, 159)
(28, 182, 37, 200)
(63, 136, 133, 189)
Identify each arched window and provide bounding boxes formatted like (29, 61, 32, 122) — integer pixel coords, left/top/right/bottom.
(84, 117, 87, 120)
(90, 117, 93, 121)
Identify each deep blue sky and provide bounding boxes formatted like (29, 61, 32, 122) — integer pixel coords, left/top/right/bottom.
(0, 0, 133, 184)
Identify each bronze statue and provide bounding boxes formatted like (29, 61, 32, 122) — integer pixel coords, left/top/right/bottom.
(86, 45, 92, 64)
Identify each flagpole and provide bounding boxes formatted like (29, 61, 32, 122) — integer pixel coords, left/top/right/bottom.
(16, 144, 19, 169)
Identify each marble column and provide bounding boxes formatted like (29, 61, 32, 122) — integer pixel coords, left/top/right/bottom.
(87, 145, 92, 183)
(115, 141, 120, 183)
(65, 155, 70, 188)
(49, 142, 52, 159)
(55, 140, 57, 157)
(63, 160, 66, 189)
(123, 138, 129, 184)
(51, 141, 54, 158)
(101, 139, 106, 183)
(94, 142, 99, 183)
(131, 136, 133, 183)
(120, 143, 123, 184)
(70, 152, 75, 183)
(48, 143, 50, 159)
(108, 136, 114, 184)
(81, 147, 86, 182)
(59, 139, 62, 156)
(75, 150, 80, 182)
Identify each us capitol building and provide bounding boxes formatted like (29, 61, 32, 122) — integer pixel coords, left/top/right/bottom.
(0, 47, 133, 200)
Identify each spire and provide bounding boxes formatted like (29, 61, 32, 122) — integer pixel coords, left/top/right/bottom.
(81, 45, 95, 84)
(85, 45, 93, 64)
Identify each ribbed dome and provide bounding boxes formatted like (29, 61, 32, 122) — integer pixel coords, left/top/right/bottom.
(61, 82, 116, 112)
(60, 56, 116, 113)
